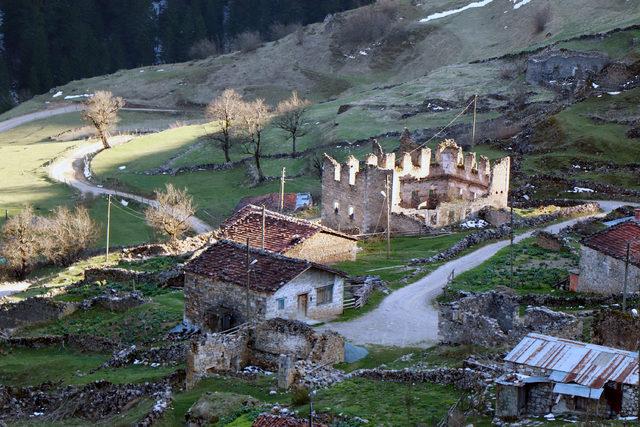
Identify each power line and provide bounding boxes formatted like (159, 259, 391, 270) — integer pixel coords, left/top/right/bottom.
(109, 201, 147, 220)
(408, 96, 476, 154)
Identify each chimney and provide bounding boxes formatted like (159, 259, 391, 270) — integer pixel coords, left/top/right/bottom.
(635, 208, 640, 222)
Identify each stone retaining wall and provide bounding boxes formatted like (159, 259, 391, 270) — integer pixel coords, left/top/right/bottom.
(350, 367, 488, 391)
(83, 267, 184, 288)
(0, 298, 77, 330)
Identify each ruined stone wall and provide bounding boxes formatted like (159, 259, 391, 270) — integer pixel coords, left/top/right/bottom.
(526, 383, 554, 416)
(186, 331, 250, 388)
(577, 246, 640, 294)
(591, 310, 640, 351)
(84, 267, 184, 288)
(621, 384, 639, 417)
(0, 297, 77, 330)
(284, 232, 357, 263)
(183, 272, 269, 331)
(526, 51, 610, 85)
(265, 269, 344, 321)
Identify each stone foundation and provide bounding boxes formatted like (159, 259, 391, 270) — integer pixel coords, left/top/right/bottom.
(0, 298, 77, 330)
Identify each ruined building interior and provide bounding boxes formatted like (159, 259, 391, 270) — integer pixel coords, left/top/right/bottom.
(321, 133, 511, 234)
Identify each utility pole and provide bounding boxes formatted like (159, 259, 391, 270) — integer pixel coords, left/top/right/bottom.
(386, 175, 391, 259)
(261, 205, 266, 250)
(510, 204, 514, 286)
(245, 237, 251, 321)
(280, 167, 286, 212)
(105, 194, 111, 264)
(471, 94, 478, 146)
(623, 241, 630, 311)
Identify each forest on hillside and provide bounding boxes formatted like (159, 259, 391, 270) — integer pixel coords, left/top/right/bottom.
(0, 0, 372, 112)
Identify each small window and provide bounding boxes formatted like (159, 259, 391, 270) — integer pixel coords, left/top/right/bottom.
(276, 298, 285, 310)
(316, 285, 334, 305)
(334, 201, 339, 215)
(348, 206, 354, 220)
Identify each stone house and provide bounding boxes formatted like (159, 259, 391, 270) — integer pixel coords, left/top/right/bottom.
(234, 192, 312, 213)
(321, 136, 510, 235)
(218, 204, 358, 264)
(576, 217, 640, 294)
(183, 240, 346, 332)
(496, 333, 639, 420)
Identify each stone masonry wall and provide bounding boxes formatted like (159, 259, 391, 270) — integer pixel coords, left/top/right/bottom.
(578, 246, 640, 294)
(621, 384, 639, 417)
(526, 383, 554, 416)
(186, 331, 250, 388)
(183, 272, 269, 331)
(0, 297, 77, 330)
(285, 232, 357, 264)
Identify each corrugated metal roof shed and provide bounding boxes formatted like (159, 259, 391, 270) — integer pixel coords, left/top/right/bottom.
(505, 333, 638, 389)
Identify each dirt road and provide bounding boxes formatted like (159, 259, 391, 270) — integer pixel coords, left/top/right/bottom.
(0, 105, 83, 133)
(318, 200, 635, 347)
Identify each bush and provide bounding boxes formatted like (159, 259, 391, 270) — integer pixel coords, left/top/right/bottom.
(234, 31, 263, 53)
(290, 386, 310, 406)
(269, 22, 302, 41)
(189, 38, 220, 60)
(533, 5, 551, 34)
(333, 5, 394, 48)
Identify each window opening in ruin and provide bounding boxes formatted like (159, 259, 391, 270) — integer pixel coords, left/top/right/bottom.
(348, 206, 354, 220)
(448, 210, 455, 223)
(277, 298, 285, 310)
(334, 201, 339, 215)
(317, 285, 334, 305)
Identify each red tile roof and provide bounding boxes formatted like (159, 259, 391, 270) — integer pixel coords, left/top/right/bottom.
(235, 193, 298, 212)
(184, 240, 345, 294)
(252, 413, 327, 427)
(219, 205, 356, 254)
(582, 222, 640, 267)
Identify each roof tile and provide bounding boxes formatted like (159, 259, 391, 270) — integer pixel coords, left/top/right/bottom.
(582, 222, 640, 267)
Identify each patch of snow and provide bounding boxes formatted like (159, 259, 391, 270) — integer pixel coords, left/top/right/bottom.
(118, 165, 127, 170)
(523, 194, 530, 200)
(544, 413, 555, 420)
(83, 158, 92, 178)
(568, 186, 594, 193)
(419, 0, 494, 23)
(139, 70, 145, 73)
(512, 0, 533, 8)
(52, 91, 63, 98)
(32, 412, 44, 417)
(607, 91, 621, 95)
(359, 50, 368, 56)
(591, 82, 599, 88)
(461, 219, 488, 229)
(156, 68, 165, 72)
(64, 93, 93, 100)
(120, 200, 129, 207)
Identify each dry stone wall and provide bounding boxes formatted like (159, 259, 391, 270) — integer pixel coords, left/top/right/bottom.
(0, 298, 77, 330)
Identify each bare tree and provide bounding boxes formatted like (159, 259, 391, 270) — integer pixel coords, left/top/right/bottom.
(42, 206, 98, 266)
(533, 5, 551, 34)
(274, 91, 311, 154)
(206, 89, 244, 163)
(237, 99, 271, 182)
(145, 184, 196, 244)
(269, 22, 302, 41)
(82, 91, 125, 149)
(189, 38, 220, 59)
(333, 4, 394, 48)
(234, 31, 262, 53)
(0, 207, 42, 279)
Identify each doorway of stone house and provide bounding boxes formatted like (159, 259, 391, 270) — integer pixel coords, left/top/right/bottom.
(297, 293, 308, 318)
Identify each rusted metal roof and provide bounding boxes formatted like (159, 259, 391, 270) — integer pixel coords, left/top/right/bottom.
(581, 221, 640, 267)
(505, 333, 639, 389)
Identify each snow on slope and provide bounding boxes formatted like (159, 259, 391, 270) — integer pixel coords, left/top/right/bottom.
(420, 0, 536, 23)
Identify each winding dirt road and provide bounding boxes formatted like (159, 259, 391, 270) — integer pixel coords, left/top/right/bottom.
(318, 200, 637, 348)
(0, 105, 212, 234)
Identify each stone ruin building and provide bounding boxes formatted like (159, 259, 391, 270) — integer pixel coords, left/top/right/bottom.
(321, 134, 510, 234)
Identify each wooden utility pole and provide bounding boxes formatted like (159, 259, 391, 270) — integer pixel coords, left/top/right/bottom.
(245, 237, 251, 320)
(510, 204, 514, 286)
(471, 94, 478, 146)
(386, 176, 391, 259)
(261, 205, 266, 250)
(105, 195, 111, 264)
(623, 241, 631, 311)
(280, 167, 286, 212)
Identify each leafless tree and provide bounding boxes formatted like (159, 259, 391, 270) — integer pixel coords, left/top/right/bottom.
(333, 4, 394, 48)
(145, 184, 196, 243)
(189, 38, 220, 59)
(82, 90, 125, 149)
(269, 22, 302, 41)
(237, 99, 271, 182)
(205, 89, 244, 163)
(273, 91, 311, 154)
(0, 207, 42, 279)
(41, 206, 98, 266)
(234, 31, 262, 53)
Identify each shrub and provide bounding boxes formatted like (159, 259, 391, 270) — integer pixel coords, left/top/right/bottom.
(533, 5, 551, 34)
(189, 38, 220, 60)
(234, 31, 263, 53)
(290, 386, 310, 406)
(269, 22, 302, 41)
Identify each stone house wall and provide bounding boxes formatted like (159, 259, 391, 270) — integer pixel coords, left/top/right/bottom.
(183, 272, 270, 331)
(284, 232, 357, 263)
(577, 246, 640, 294)
(526, 383, 554, 416)
(186, 332, 250, 388)
(621, 384, 639, 417)
(265, 270, 344, 321)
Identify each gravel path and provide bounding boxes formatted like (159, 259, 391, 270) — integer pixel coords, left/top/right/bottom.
(0, 105, 82, 132)
(318, 200, 636, 348)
